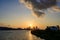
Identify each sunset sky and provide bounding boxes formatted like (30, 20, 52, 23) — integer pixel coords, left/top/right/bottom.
(0, 0, 60, 29)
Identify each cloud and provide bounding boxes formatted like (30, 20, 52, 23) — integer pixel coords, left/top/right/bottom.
(52, 6, 60, 12)
(20, 0, 60, 17)
(32, 9, 45, 17)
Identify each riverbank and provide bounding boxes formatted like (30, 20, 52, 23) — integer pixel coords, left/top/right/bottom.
(31, 25, 60, 40)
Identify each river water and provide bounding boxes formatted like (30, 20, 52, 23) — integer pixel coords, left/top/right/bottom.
(0, 30, 44, 40)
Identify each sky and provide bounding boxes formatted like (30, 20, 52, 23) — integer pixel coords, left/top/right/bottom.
(0, 0, 60, 29)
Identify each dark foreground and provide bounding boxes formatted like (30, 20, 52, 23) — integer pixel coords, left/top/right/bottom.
(31, 25, 60, 40)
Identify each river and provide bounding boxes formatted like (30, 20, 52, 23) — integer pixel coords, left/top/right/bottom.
(0, 30, 44, 40)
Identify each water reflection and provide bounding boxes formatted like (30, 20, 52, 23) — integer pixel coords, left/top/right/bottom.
(0, 30, 44, 40)
(28, 31, 44, 40)
(28, 31, 33, 40)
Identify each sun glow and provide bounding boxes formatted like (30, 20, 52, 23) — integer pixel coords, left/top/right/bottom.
(29, 24, 33, 28)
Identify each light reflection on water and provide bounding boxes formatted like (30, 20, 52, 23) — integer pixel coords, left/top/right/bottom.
(28, 31, 33, 40)
(0, 30, 44, 40)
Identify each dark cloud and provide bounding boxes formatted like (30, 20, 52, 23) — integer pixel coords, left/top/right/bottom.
(33, 10, 45, 17)
(20, 0, 60, 17)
